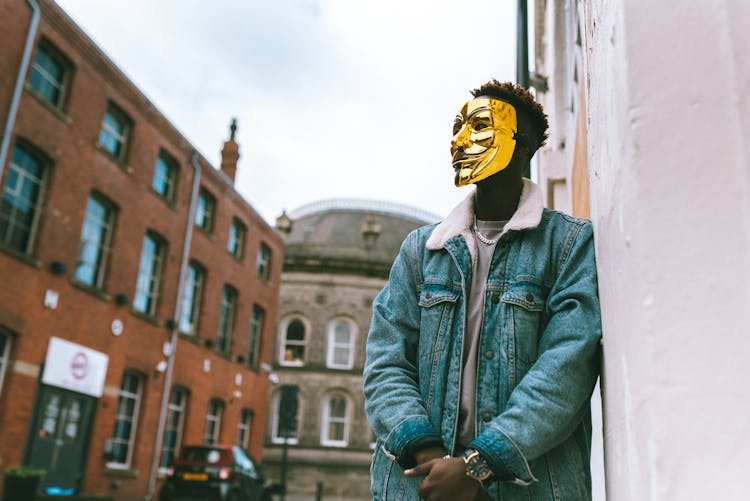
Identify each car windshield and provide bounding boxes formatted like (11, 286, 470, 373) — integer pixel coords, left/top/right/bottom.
(180, 447, 226, 463)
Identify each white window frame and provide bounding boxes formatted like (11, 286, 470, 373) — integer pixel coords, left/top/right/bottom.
(1, 144, 47, 254)
(160, 387, 188, 471)
(195, 188, 215, 232)
(228, 218, 245, 258)
(133, 232, 166, 315)
(178, 261, 205, 335)
(205, 399, 224, 445)
(98, 103, 130, 160)
(107, 371, 144, 469)
(152, 151, 177, 202)
(0, 332, 11, 399)
(320, 392, 351, 447)
(271, 386, 299, 445)
(217, 286, 237, 354)
(29, 41, 70, 108)
(278, 316, 309, 367)
(256, 242, 271, 282)
(247, 304, 265, 368)
(326, 317, 357, 369)
(237, 409, 254, 449)
(75, 194, 114, 288)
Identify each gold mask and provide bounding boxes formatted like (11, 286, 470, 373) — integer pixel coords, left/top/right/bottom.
(451, 97, 517, 186)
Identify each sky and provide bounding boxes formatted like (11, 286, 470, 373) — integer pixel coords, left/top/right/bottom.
(55, 0, 517, 224)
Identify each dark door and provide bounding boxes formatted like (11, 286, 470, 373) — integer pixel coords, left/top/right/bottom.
(26, 385, 95, 495)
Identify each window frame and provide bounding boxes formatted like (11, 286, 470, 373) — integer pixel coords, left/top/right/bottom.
(159, 387, 188, 471)
(204, 398, 224, 445)
(256, 242, 272, 283)
(216, 285, 238, 354)
(247, 304, 265, 368)
(320, 392, 351, 447)
(326, 317, 357, 370)
(271, 385, 299, 445)
(133, 231, 167, 316)
(278, 316, 309, 367)
(98, 102, 132, 162)
(178, 260, 205, 335)
(237, 409, 254, 449)
(0, 331, 11, 400)
(151, 149, 178, 203)
(194, 188, 216, 233)
(107, 370, 144, 469)
(28, 39, 72, 110)
(74, 193, 116, 289)
(227, 217, 246, 259)
(0, 143, 48, 255)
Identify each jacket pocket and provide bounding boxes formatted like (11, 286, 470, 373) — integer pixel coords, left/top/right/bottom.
(417, 284, 459, 404)
(501, 280, 547, 366)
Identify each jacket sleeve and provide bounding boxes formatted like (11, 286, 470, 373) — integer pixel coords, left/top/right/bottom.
(363, 230, 443, 468)
(469, 221, 602, 483)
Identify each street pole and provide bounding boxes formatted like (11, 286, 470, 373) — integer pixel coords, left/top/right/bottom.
(280, 438, 288, 501)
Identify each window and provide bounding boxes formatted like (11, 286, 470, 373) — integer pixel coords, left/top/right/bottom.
(0, 145, 46, 253)
(272, 385, 299, 444)
(74, 194, 115, 288)
(227, 218, 245, 259)
(204, 399, 224, 445)
(326, 318, 357, 369)
(321, 393, 351, 447)
(247, 305, 265, 368)
(108, 371, 144, 468)
(195, 189, 215, 232)
(0, 331, 11, 399)
(98, 103, 131, 161)
(217, 285, 237, 353)
(237, 409, 254, 449)
(133, 232, 166, 315)
(152, 151, 178, 202)
(178, 261, 205, 335)
(279, 317, 307, 366)
(159, 387, 188, 470)
(256, 243, 271, 282)
(29, 41, 71, 108)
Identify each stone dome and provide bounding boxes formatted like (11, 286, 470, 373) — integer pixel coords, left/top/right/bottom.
(277, 199, 440, 278)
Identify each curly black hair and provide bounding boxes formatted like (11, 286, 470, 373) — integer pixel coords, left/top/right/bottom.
(471, 79, 549, 152)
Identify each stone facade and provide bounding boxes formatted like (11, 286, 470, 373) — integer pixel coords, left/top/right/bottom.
(263, 203, 436, 501)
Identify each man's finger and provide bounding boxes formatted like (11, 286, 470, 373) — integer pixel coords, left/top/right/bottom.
(404, 460, 435, 477)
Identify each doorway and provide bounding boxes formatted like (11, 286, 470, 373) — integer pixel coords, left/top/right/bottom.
(26, 384, 96, 495)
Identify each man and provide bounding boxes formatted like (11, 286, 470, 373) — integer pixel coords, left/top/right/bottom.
(363, 80, 601, 501)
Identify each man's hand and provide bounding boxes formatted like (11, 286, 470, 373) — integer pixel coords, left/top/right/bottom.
(405, 456, 481, 501)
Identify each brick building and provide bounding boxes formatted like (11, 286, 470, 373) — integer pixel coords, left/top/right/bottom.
(0, 1, 283, 499)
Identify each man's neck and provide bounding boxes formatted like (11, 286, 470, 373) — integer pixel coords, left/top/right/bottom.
(474, 175, 524, 221)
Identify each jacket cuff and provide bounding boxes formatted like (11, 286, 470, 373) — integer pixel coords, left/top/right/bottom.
(470, 430, 538, 485)
(383, 415, 442, 469)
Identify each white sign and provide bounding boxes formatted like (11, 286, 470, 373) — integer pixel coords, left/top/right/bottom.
(44, 290, 59, 309)
(42, 337, 109, 397)
(111, 319, 124, 336)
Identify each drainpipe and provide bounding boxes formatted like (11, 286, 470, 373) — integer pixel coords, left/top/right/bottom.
(0, 0, 40, 182)
(145, 151, 202, 500)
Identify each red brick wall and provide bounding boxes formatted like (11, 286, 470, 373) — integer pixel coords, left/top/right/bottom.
(0, 1, 283, 499)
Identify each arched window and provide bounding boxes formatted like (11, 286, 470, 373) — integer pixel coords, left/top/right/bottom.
(321, 392, 351, 447)
(326, 317, 357, 369)
(279, 316, 307, 366)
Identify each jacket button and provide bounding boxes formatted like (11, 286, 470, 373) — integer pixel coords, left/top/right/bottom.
(425, 292, 432, 299)
(484, 351, 494, 360)
(525, 293, 534, 302)
(482, 413, 492, 422)
(490, 294, 500, 304)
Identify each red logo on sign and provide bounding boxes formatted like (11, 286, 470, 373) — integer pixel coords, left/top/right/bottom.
(71, 352, 88, 380)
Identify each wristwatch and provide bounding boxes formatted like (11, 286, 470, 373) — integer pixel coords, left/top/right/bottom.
(463, 448, 493, 484)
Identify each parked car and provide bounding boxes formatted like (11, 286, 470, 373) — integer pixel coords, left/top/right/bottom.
(159, 444, 269, 501)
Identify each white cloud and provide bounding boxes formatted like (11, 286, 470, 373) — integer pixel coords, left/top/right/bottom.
(56, 0, 516, 223)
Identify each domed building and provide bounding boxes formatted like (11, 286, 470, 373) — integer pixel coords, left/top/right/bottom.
(263, 199, 438, 501)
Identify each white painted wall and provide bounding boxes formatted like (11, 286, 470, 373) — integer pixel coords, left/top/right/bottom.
(585, 1, 750, 499)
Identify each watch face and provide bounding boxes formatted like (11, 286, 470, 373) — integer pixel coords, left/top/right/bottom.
(465, 450, 493, 481)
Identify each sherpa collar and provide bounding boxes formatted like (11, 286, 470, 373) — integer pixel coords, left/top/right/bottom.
(425, 178, 544, 264)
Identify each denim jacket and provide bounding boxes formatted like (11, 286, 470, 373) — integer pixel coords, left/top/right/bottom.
(364, 180, 602, 500)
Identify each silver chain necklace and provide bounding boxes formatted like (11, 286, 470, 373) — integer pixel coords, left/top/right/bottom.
(472, 215, 499, 245)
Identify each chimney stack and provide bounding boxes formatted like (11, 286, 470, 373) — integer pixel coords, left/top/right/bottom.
(220, 118, 240, 183)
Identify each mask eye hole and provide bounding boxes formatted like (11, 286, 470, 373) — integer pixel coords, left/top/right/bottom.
(452, 117, 463, 135)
